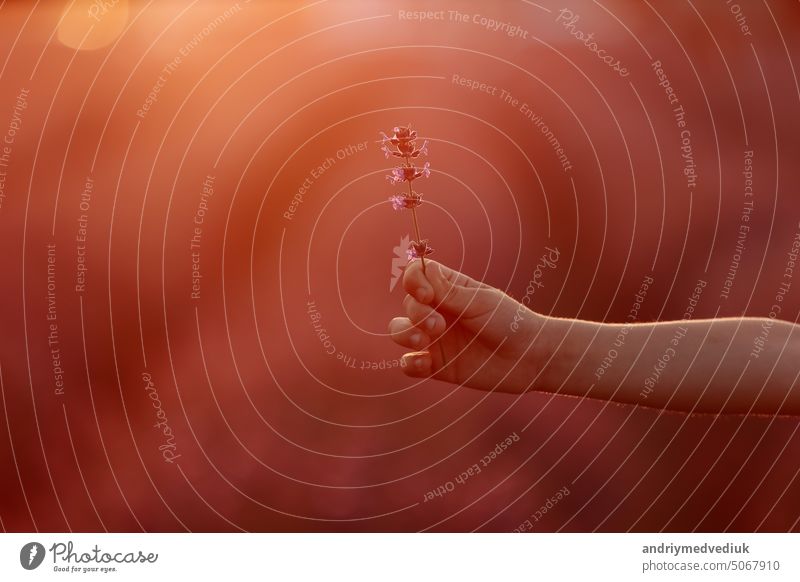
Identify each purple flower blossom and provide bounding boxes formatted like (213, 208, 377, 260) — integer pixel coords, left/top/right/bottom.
(409, 140, 428, 158)
(419, 161, 430, 179)
(380, 127, 428, 158)
(407, 239, 433, 260)
(386, 168, 404, 185)
(389, 192, 422, 211)
(389, 195, 405, 210)
(386, 163, 430, 184)
(390, 126, 417, 144)
(381, 124, 435, 271)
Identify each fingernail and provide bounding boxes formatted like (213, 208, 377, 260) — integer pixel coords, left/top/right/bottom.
(402, 353, 427, 371)
(410, 333, 422, 346)
(425, 317, 436, 331)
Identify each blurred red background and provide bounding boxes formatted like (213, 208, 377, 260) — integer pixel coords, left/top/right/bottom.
(0, 0, 799, 532)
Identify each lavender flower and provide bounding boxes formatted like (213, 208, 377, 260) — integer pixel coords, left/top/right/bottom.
(386, 163, 430, 185)
(381, 124, 433, 271)
(383, 125, 447, 365)
(389, 192, 422, 210)
(407, 239, 433, 260)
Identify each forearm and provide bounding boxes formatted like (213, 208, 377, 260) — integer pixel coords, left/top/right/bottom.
(534, 316, 800, 415)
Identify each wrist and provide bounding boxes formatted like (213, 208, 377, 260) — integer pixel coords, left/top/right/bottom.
(532, 316, 601, 395)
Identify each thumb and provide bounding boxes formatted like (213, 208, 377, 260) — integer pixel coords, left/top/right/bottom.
(403, 260, 498, 319)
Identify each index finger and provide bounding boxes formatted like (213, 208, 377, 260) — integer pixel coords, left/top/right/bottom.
(402, 259, 435, 304)
(402, 259, 486, 307)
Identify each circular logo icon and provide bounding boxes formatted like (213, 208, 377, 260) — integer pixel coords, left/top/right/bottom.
(20, 542, 46, 570)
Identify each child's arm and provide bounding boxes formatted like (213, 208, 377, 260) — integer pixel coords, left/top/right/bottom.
(390, 260, 800, 415)
(535, 316, 800, 415)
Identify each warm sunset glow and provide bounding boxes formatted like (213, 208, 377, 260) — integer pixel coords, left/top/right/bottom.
(57, 0, 129, 51)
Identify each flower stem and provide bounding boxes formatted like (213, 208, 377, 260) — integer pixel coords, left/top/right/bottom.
(437, 339, 447, 369)
(404, 155, 426, 273)
(400, 134, 442, 366)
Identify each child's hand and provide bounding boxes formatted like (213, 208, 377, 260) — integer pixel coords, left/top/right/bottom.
(388, 260, 548, 392)
(388, 260, 800, 415)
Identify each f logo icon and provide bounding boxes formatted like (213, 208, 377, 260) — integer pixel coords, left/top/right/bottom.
(20, 542, 45, 570)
